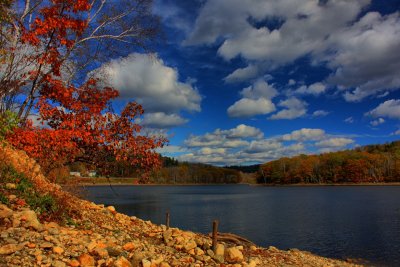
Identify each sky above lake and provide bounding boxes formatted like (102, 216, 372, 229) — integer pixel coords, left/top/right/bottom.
(100, 0, 400, 166)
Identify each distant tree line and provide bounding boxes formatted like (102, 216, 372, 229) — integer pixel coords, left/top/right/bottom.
(67, 156, 241, 184)
(225, 164, 260, 173)
(257, 141, 400, 184)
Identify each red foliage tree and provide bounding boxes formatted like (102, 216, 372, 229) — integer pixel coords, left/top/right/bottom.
(6, 0, 166, 182)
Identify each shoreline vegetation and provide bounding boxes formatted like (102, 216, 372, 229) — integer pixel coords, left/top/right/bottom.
(0, 145, 368, 266)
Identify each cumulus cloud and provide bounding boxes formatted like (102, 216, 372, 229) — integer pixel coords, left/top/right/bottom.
(98, 53, 201, 113)
(222, 124, 264, 139)
(281, 128, 325, 142)
(141, 112, 188, 128)
(224, 64, 259, 83)
(227, 79, 278, 118)
(227, 98, 276, 118)
(328, 12, 400, 101)
(269, 97, 307, 120)
(185, 0, 400, 101)
(185, 124, 262, 148)
(179, 126, 354, 165)
(312, 110, 329, 117)
(94, 53, 201, 129)
(294, 82, 327, 96)
(370, 118, 385, 126)
(316, 138, 354, 148)
(366, 99, 400, 119)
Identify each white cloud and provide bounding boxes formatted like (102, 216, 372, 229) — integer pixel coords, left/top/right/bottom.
(281, 128, 325, 142)
(316, 138, 354, 148)
(312, 110, 329, 117)
(366, 99, 400, 119)
(222, 124, 264, 139)
(185, 1, 400, 100)
(199, 147, 226, 155)
(344, 117, 354, 123)
(327, 12, 400, 101)
(392, 129, 400, 136)
(294, 82, 327, 96)
(269, 97, 307, 120)
(227, 98, 276, 118)
(240, 79, 278, 99)
(141, 112, 188, 128)
(224, 64, 259, 83)
(370, 118, 385, 126)
(184, 124, 262, 148)
(179, 126, 354, 165)
(97, 53, 201, 116)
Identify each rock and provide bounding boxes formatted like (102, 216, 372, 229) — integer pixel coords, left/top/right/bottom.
(14, 209, 43, 231)
(163, 229, 172, 243)
(226, 247, 244, 263)
(40, 242, 53, 249)
(53, 260, 67, 267)
(141, 259, 151, 267)
(106, 246, 123, 257)
(113, 256, 131, 267)
(92, 248, 108, 258)
(0, 244, 23, 255)
(195, 247, 205, 256)
(5, 183, 16, 189)
(0, 204, 13, 218)
(122, 242, 135, 251)
(53, 246, 64, 255)
(184, 240, 197, 251)
(68, 259, 80, 267)
(215, 243, 225, 257)
(78, 253, 95, 266)
(107, 206, 116, 213)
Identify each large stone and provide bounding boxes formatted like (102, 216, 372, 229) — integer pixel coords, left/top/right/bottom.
(0, 244, 23, 255)
(184, 240, 197, 251)
(53, 246, 64, 255)
(215, 243, 225, 256)
(13, 209, 43, 231)
(52, 260, 67, 267)
(122, 242, 135, 251)
(0, 204, 13, 219)
(141, 259, 151, 267)
(78, 253, 95, 266)
(113, 256, 132, 267)
(226, 247, 244, 263)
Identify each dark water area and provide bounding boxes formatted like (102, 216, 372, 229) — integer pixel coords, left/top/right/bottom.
(83, 185, 400, 266)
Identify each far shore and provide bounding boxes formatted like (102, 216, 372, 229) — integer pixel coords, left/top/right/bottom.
(65, 177, 400, 187)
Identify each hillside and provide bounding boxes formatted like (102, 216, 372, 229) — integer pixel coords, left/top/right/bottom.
(258, 140, 400, 184)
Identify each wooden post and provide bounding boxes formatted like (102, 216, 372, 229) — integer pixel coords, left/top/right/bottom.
(166, 211, 170, 229)
(212, 220, 219, 252)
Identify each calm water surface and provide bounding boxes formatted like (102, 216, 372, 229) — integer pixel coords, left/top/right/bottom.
(83, 185, 400, 266)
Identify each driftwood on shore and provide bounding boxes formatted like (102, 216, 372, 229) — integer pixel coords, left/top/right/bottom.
(208, 232, 255, 246)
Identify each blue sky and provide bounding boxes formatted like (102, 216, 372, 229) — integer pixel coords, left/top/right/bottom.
(98, 0, 400, 165)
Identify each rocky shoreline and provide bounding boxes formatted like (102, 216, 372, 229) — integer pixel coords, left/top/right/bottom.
(0, 144, 365, 267)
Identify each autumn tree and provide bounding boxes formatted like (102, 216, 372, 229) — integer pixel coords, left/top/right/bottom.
(1, 0, 165, 182)
(0, 0, 159, 118)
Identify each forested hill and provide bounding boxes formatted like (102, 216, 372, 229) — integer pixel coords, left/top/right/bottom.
(258, 140, 400, 184)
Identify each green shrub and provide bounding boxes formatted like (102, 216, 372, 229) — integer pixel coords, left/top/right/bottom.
(0, 110, 19, 140)
(26, 193, 58, 214)
(0, 192, 8, 204)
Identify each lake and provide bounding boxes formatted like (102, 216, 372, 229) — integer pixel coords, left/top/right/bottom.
(83, 185, 400, 266)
